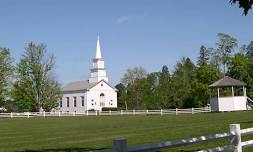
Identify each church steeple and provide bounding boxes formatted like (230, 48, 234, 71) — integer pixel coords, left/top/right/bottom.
(89, 36, 108, 83)
(95, 35, 102, 59)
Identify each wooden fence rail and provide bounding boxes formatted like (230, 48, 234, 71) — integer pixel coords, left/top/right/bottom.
(0, 107, 210, 118)
(97, 124, 253, 152)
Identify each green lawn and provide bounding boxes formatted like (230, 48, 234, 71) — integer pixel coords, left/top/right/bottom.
(1, 112, 253, 152)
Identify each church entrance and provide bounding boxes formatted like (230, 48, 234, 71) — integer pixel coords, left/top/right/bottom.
(100, 93, 105, 107)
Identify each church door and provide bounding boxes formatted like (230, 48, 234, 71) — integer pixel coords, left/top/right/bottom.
(100, 93, 105, 107)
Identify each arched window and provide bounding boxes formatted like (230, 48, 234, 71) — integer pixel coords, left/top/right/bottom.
(100, 93, 105, 107)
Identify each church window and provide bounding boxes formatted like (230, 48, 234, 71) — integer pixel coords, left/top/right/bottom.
(81, 96, 84, 107)
(67, 97, 69, 107)
(109, 100, 113, 105)
(60, 100, 62, 107)
(91, 99, 94, 106)
(101, 83, 103, 86)
(74, 96, 77, 107)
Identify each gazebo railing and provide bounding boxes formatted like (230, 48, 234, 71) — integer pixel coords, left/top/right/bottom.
(247, 96, 253, 103)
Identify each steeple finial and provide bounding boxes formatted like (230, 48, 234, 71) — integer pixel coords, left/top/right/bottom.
(95, 35, 102, 59)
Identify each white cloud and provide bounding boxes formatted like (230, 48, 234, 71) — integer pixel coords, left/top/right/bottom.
(117, 15, 130, 24)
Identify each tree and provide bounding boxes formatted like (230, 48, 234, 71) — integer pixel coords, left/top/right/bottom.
(197, 45, 210, 67)
(228, 52, 253, 98)
(121, 66, 147, 86)
(41, 78, 62, 111)
(0, 48, 13, 107)
(231, 0, 253, 15)
(11, 42, 62, 112)
(196, 46, 223, 107)
(170, 58, 196, 108)
(126, 78, 147, 109)
(246, 41, 253, 57)
(141, 72, 160, 109)
(120, 66, 147, 110)
(115, 83, 127, 110)
(157, 65, 171, 108)
(210, 33, 238, 75)
(197, 45, 223, 85)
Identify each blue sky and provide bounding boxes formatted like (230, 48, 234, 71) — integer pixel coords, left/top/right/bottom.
(0, 0, 253, 85)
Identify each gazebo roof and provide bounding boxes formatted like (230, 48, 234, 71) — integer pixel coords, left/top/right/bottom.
(209, 76, 246, 88)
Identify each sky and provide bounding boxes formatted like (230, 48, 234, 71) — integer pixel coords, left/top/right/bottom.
(0, 0, 253, 85)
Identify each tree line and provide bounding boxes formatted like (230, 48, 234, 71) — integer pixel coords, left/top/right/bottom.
(116, 33, 253, 110)
(0, 42, 61, 112)
(1, 33, 253, 112)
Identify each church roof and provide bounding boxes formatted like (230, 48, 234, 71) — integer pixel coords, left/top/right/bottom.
(62, 79, 117, 92)
(209, 76, 246, 88)
(62, 80, 96, 92)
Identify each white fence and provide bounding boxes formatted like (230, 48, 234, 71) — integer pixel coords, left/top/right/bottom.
(0, 107, 210, 118)
(98, 124, 253, 152)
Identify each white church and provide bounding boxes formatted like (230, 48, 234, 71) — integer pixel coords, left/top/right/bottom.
(58, 36, 117, 112)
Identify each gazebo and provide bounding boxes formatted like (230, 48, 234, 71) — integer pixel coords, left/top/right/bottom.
(209, 76, 247, 112)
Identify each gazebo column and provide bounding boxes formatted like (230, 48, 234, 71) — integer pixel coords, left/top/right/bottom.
(243, 86, 247, 97)
(217, 88, 220, 97)
(232, 86, 234, 97)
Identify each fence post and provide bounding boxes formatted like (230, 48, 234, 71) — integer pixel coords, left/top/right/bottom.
(43, 111, 46, 118)
(58, 111, 61, 117)
(96, 110, 98, 116)
(133, 109, 135, 116)
(176, 108, 178, 115)
(112, 138, 127, 152)
(27, 112, 30, 118)
(192, 108, 194, 114)
(109, 110, 112, 115)
(86, 111, 89, 116)
(121, 110, 123, 116)
(161, 109, 163, 116)
(10, 112, 13, 118)
(229, 124, 242, 152)
(146, 109, 148, 115)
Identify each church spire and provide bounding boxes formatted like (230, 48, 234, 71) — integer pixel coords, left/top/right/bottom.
(89, 35, 108, 83)
(95, 35, 102, 59)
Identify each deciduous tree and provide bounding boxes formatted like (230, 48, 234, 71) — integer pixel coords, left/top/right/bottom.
(11, 42, 61, 112)
(210, 33, 238, 75)
(0, 48, 13, 107)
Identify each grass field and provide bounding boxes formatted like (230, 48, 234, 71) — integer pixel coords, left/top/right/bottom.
(1, 112, 253, 152)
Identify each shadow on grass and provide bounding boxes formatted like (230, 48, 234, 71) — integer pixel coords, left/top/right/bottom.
(152, 150, 198, 152)
(17, 147, 108, 152)
(240, 121, 253, 124)
(17, 147, 200, 152)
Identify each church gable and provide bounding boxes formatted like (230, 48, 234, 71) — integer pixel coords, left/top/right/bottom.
(89, 80, 116, 92)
